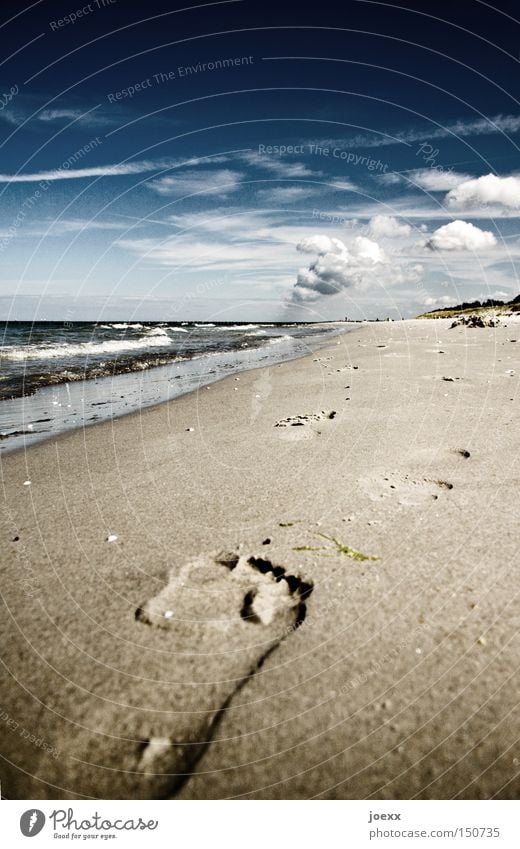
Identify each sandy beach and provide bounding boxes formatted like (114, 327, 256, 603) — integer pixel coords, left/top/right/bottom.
(1, 317, 519, 800)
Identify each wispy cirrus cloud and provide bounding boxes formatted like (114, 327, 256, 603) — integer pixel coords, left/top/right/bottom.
(0, 159, 177, 183)
(37, 108, 117, 128)
(0, 103, 121, 130)
(146, 169, 244, 197)
(256, 186, 318, 204)
(315, 114, 520, 151)
(238, 151, 321, 178)
(383, 169, 470, 191)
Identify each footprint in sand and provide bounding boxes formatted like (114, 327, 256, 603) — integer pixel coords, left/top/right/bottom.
(361, 472, 453, 506)
(45, 551, 312, 799)
(274, 410, 337, 441)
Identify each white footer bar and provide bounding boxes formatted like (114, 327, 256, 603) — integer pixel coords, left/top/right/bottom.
(1, 799, 518, 848)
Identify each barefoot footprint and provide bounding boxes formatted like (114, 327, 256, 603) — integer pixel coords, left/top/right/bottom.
(361, 472, 454, 506)
(43, 551, 312, 799)
(274, 410, 337, 441)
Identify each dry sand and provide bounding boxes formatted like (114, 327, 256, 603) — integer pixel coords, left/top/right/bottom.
(0, 318, 519, 800)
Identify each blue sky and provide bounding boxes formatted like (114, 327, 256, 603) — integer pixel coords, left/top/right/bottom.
(1, 0, 519, 320)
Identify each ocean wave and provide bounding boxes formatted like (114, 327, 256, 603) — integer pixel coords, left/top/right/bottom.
(109, 322, 144, 330)
(268, 335, 293, 344)
(145, 327, 170, 336)
(0, 334, 175, 361)
(215, 324, 259, 331)
(0, 352, 189, 400)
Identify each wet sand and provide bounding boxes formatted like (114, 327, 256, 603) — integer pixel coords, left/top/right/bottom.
(1, 318, 519, 799)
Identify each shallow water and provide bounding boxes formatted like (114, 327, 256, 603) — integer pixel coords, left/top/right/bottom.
(0, 321, 351, 453)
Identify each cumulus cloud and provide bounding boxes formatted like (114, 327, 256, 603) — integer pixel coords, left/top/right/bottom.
(445, 173, 520, 210)
(425, 220, 497, 251)
(368, 215, 412, 238)
(422, 295, 458, 308)
(292, 234, 386, 301)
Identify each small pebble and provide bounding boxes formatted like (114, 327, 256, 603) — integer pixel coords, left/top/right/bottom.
(164, 610, 174, 619)
(23, 480, 31, 486)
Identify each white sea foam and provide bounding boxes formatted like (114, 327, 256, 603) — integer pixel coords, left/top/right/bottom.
(268, 335, 293, 344)
(109, 323, 144, 330)
(0, 334, 174, 360)
(146, 327, 170, 336)
(215, 324, 259, 331)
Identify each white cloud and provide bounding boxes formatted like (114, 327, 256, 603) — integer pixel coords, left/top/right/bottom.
(47, 218, 130, 235)
(422, 295, 458, 308)
(297, 235, 346, 255)
(352, 236, 386, 263)
(0, 103, 120, 130)
(37, 108, 115, 127)
(0, 159, 175, 183)
(0, 110, 23, 127)
(368, 215, 412, 238)
(117, 235, 295, 273)
(315, 114, 520, 151)
(147, 169, 243, 197)
(480, 290, 513, 300)
(239, 151, 320, 178)
(38, 108, 85, 122)
(426, 220, 497, 251)
(445, 173, 520, 210)
(330, 179, 358, 191)
(292, 234, 386, 301)
(410, 169, 470, 191)
(385, 169, 470, 191)
(256, 186, 316, 203)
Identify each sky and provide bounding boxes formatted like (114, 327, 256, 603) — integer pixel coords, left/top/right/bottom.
(0, 0, 519, 321)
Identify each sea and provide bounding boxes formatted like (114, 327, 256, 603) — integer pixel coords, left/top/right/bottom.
(0, 320, 350, 453)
